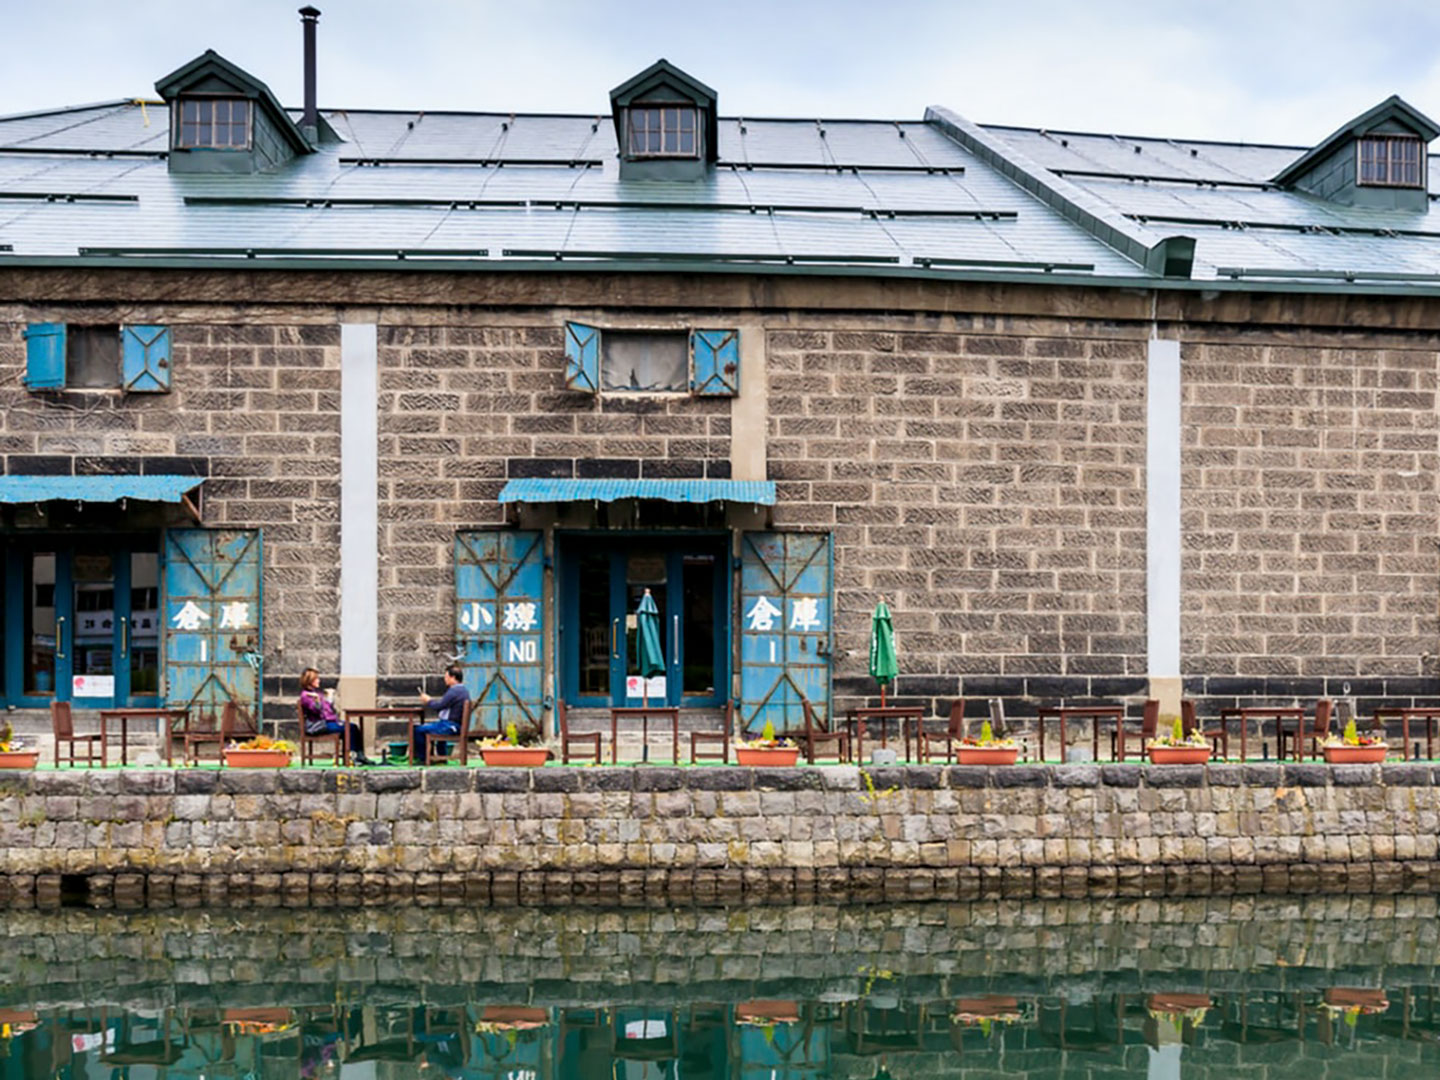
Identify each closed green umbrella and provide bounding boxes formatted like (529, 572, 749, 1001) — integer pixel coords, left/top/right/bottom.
(869, 598, 899, 706)
(635, 587, 665, 695)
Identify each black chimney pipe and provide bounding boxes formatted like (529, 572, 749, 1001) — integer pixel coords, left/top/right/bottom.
(300, 6, 320, 136)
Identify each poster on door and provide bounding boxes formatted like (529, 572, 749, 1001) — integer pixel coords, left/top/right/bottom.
(626, 675, 666, 699)
(73, 675, 115, 697)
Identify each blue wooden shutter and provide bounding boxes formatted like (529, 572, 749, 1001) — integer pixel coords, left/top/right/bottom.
(22, 323, 66, 390)
(121, 325, 172, 393)
(564, 321, 601, 393)
(740, 532, 832, 733)
(455, 530, 545, 735)
(690, 329, 740, 396)
(163, 528, 263, 725)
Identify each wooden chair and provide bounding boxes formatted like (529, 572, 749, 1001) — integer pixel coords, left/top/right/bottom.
(558, 700, 603, 764)
(299, 698, 349, 767)
(688, 701, 732, 764)
(1181, 698, 1229, 759)
(798, 697, 850, 763)
(188, 701, 256, 765)
(1279, 698, 1333, 761)
(52, 701, 103, 768)
(415, 699, 472, 766)
(1110, 699, 1159, 762)
(917, 701, 967, 763)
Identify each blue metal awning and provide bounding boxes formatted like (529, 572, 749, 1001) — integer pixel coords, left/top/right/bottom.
(498, 478, 776, 505)
(0, 474, 204, 505)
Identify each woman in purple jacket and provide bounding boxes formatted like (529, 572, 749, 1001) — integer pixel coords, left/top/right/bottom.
(298, 668, 375, 765)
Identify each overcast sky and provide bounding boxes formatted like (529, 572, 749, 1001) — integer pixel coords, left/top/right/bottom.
(6, 0, 1440, 145)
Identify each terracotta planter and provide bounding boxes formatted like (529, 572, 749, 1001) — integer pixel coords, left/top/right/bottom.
(480, 746, 549, 767)
(953, 996, 1021, 1018)
(736, 747, 801, 767)
(223, 749, 293, 768)
(735, 1000, 801, 1024)
(1324, 988, 1389, 1012)
(1147, 993, 1211, 1013)
(480, 1006, 549, 1026)
(956, 746, 1019, 766)
(0, 751, 40, 769)
(1322, 744, 1387, 764)
(1146, 746, 1212, 765)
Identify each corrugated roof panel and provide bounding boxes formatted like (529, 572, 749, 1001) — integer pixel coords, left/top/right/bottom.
(498, 478, 776, 504)
(0, 474, 203, 503)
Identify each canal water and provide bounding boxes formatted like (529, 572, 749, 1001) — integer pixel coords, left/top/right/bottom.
(0, 894, 1435, 1077)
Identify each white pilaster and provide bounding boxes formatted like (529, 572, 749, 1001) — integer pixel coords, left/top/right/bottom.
(340, 322, 378, 685)
(1147, 337, 1182, 681)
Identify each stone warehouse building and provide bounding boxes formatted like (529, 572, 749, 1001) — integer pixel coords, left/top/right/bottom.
(1, 13, 1439, 738)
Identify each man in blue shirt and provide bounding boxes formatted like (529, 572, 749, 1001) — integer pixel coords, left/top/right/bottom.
(414, 664, 470, 764)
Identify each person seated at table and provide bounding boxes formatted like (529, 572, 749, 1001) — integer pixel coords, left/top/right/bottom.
(414, 665, 470, 765)
(298, 668, 375, 765)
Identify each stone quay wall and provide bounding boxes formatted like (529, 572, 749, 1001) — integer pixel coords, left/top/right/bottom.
(0, 762, 1438, 907)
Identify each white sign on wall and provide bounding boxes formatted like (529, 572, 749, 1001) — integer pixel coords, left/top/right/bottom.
(625, 676, 666, 699)
(72, 675, 115, 697)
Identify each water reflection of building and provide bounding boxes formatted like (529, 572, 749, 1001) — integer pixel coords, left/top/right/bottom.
(0, 986, 1435, 1078)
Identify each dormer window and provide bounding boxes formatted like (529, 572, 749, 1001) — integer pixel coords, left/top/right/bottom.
(1358, 135, 1424, 188)
(175, 97, 252, 149)
(628, 105, 698, 158)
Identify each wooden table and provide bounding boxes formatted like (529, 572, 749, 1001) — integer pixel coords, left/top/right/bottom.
(846, 706, 926, 763)
(1374, 707, 1440, 760)
(1221, 706, 1305, 761)
(610, 705, 680, 763)
(1036, 705, 1123, 763)
(344, 707, 424, 761)
(100, 707, 190, 767)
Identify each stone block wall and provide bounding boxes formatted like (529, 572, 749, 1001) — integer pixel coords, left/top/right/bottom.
(0, 763, 1437, 907)
(765, 315, 1151, 717)
(1181, 325, 1440, 710)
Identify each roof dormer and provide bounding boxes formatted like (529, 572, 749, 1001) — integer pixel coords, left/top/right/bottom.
(155, 49, 314, 175)
(609, 59, 717, 181)
(1271, 95, 1438, 211)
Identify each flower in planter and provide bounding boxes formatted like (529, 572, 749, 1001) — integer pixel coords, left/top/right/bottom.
(229, 735, 296, 753)
(959, 720, 1017, 750)
(735, 719, 794, 752)
(1147, 716, 1209, 750)
(480, 719, 545, 750)
(0, 721, 29, 754)
(1321, 718, 1386, 750)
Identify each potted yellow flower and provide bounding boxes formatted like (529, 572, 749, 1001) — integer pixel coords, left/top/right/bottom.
(1146, 716, 1212, 765)
(956, 720, 1019, 765)
(735, 720, 800, 766)
(1321, 719, 1388, 764)
(223, 734, 296, 768)
(0, 721, 39, 770)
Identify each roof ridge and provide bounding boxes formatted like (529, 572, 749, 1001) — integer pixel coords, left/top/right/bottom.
(926, 105, 1194, 278)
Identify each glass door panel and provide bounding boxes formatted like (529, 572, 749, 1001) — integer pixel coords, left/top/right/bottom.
(129, 552, 161, 697)
(680, 555, 717, 699)
(575, 550, 612, 698)
(72, 551, 116, 690)
(24, 552, 58, 697)
(623, 550, 667, 706)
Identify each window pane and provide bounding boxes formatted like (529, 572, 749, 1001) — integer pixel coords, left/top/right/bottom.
(130, 552, 160, 695)
(73, 553, 115, 682)
(663, 129, 677, 153)
(66, 325, 120, 389)
(601, 331, 688, 391)
(679, 109, 695, 133)
(25, 552, 56, 697)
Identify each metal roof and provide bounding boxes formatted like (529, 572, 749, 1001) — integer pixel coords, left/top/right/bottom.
(2, 78, 1440, 290)
(498, 478, 776, 505)
(0, 474, 203, 503)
